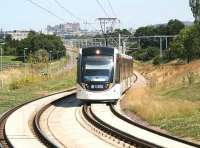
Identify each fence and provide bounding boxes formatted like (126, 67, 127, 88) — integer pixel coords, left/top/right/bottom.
(0, 52, 76, 89)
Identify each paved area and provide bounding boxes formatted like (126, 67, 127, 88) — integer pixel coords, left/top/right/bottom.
(5, 91, 75, 148)
(40, 96, 116, 148)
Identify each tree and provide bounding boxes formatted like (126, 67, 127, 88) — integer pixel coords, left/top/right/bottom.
(34, 49, 49, 63)
(134, 19, 185, 49)
(14, 32, 66, 60)
(134, 26, 157, 37)
(132, 47, 160, 61)
(190, 0, 200, 23)
(170, 24, 200, 63)
(167, 19, 185, 35)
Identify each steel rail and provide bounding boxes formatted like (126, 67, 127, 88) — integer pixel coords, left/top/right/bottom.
(82, 104, 161, 148)
(0, 88, 76, 148)
(33, 89, 76, 148)
(110, 105, 200, 148)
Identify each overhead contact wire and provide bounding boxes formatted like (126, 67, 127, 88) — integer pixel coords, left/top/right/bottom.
(26, 0, 66, 23)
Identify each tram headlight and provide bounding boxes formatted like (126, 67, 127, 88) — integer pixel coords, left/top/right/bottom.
(81, 83, 86, 89)
(81, 83, 89, 89)
(96, 49, 100, 55)
(106, 83, 113, 89)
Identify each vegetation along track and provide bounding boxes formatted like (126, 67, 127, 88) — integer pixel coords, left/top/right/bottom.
(2, 73, 199, 148)
(110, 105, 200, 148)
(0, 88, 76, 148)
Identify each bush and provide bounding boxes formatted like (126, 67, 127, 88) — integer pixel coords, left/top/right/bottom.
(9, 77, 33, 90)
(132, 47, 160, 61)
(153, 56, 166, 65)
(170, 24, 200, 63)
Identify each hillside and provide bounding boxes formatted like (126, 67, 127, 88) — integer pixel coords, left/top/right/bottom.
(121, 60, 200, 143)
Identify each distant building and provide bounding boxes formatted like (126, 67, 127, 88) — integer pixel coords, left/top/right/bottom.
(46, 22, 100, 38)
(47, 23, 80, 35)
(0, 29, 5, 40)
(6, 30, 29, 41)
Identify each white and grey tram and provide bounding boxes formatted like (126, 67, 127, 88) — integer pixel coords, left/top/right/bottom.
(76, 47, 134, 103)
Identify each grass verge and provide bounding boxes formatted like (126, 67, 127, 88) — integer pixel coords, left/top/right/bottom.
(122, 60, 200, 142)
(0, 68, 76, 114)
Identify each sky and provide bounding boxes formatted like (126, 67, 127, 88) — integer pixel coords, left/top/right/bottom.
(0, 0, 194, 31)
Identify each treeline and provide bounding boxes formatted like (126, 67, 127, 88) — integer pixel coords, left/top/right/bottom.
(130, 19, 200, 64)
(170, 24, 200, 63)
(132, 19, 200, 64)
(134, 19, 185, 49)
(3, 31, 66, 61)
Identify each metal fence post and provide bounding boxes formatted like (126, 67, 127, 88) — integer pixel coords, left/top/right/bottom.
(160, 37, 163, 57)
(0, 45, 3, 89)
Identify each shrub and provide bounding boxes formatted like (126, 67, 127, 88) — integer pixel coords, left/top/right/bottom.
(9, 77, 33, 90)
(132, 47, 160, 61)
(153, 56, 162, 65)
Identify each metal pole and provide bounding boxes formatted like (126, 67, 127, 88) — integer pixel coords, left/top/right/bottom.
(165, 37, 168, 49)
(50, 51, 52, 76)
(160, 37, 163, 57)
(24, 49, 26, 79)
(123, 41, 126, 54)
(138, 38, 141, 49)
(0, 46, 3, 89)
(0, 47, 2, 72)
(119, 33, 121, 50)
(85, 39, 87, 47)
(1, 47, 3, 88)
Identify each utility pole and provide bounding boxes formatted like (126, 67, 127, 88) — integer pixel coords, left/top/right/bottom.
(138, 38, 141, 50)
(160, 37, 163, 57)
(0, 42, 5, 72)
(97, 17, 118, 47)
(165, 37, 168, 49)
(123, 41, 126, 54)
(0, 39, 5, 88)
(0, 46, 2, 72)
(118, 33, 121, 50)
(49, 51, 52, 76)
(0, 45, 3, 89)
(24, 48, 28, 79)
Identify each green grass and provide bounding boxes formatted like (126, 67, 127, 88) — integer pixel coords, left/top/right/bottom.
(158, 82, 200, 102)
(0, 69, 76, 114)
(2, 56, 22, 64)
(123, 61, 200, 142)
(153, 111, 200, 140)
(151, 83, 200, 141)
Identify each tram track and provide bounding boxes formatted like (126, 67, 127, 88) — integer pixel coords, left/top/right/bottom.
(33, 92, 77, 148)
(0, 107, 16, 148)
(82, 104, 159, 148)
(0, 88, 76, 148)
(110, 105, 200, 148)
(1, 72, 200, 148)
(83, 103, 200, 148)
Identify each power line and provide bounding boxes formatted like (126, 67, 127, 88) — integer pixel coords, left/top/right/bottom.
(96, 0, 110, 17)
(107, 0, 117, 17)
(53, 0, 98, 30)
(26, 0, 66, 23)
(53, 0, 81, 21)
